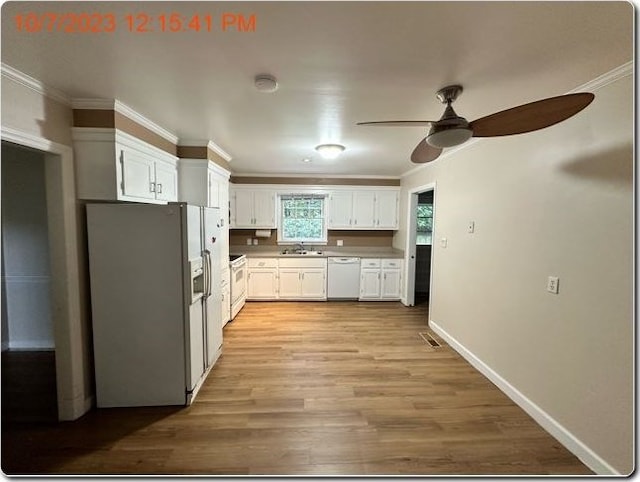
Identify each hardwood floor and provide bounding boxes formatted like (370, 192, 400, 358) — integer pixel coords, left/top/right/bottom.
(1, 302, 592, 475)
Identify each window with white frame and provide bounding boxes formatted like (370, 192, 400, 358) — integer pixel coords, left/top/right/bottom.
(278, 194, 327, 244)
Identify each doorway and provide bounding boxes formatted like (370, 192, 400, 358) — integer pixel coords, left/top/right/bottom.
(404, 183, 436, 310)
(1, 141, 58, 422)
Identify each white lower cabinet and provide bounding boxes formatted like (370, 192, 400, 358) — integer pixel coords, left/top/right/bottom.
(359, 258, 402, 300)
(247, 258, 279, 300)
(245, 256, 400, 301)
(278, 258, 327, 300)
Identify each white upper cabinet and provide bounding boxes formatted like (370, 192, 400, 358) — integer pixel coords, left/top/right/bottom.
(328, 189, 399, 230)
(178, 158, 230, 211)
(375, 190, 399, 229)
(328, 191, 354, 228)
(73, 128, 178, 204)
(230, 188, 276, 228)
(352, 191, 376, 228)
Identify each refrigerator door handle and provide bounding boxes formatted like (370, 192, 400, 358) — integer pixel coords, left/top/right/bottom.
(204, 250, 212, 298)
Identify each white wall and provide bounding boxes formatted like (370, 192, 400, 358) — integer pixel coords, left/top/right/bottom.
(396, 70, 633, 474)
(1, 142, 54, 349)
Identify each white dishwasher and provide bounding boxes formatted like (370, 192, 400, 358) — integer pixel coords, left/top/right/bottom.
(327, 257, 361, 299)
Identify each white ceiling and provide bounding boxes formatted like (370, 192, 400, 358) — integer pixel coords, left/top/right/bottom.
(1, 1, 633, 177)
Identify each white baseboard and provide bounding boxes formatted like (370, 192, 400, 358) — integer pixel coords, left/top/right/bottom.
(429, 319, 620, 476)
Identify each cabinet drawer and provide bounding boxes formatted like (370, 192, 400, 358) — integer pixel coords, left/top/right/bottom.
(247, 258, 278, 268)
(361, 259, 381, 268)
(278, 258, 327, 269)
(382, 259, 402, 269)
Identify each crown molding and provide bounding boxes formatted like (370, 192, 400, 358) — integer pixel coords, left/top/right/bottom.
(71, 98, 178, 145)
(234, 172, 401, 180)
(179, 138, 233, 162)
(571, 60, 633, 93)
(1, 63, 71, 105)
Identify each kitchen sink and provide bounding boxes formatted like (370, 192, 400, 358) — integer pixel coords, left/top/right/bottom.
(280, 249, 324, 256)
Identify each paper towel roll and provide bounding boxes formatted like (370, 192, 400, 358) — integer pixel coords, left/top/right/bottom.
(255, 230, 272, 238)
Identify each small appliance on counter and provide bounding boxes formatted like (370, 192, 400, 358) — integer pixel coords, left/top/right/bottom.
(229, 254, 247, 319)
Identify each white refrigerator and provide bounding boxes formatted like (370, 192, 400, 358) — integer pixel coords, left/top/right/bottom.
(86, 202, 222, 407)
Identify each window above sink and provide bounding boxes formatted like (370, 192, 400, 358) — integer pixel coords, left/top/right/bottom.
(277, 194, 328, 245)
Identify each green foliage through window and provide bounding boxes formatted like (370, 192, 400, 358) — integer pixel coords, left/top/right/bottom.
(417, 204, 433, 233)
(280, 195, 326, 242)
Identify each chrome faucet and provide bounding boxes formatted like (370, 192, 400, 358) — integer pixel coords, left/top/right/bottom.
(295, 243, 304, 253)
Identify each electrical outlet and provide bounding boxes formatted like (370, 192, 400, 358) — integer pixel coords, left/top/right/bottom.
(547, 276, 559, 294)
(337, 239, 343, 246)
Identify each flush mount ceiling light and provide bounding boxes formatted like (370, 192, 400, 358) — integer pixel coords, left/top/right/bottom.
(315, 144, 345, 159)
(254, 74, 278, 93)
(301, 158, 311, 163)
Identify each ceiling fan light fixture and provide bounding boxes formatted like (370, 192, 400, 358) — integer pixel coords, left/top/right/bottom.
(315, 144, 345, 159)
(426, 126, 473, 148)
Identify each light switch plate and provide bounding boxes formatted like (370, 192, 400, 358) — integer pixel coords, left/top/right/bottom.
(468, 221, 475, 233)
(440, 237, 448, 248)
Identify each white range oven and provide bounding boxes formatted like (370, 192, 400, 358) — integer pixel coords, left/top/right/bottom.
(229, 254, 247, 320)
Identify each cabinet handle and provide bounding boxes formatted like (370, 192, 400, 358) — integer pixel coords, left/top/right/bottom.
(378, 272, 380, 280)
(157, 183, 163, 194)
(354, 219, 357, 225)
(384, 273, 387, 280)
(150, 182, 156, 193)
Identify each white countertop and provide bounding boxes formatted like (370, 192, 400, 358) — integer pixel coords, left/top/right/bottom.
(230, 246, 404, 259)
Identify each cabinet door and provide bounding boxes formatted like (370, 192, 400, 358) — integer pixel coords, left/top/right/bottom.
(253, 191, 276, 228)
(120, 147, 155, 201)
(300, 269, 326, 299)
(328, 191, 353, 229)
(221, 283, 231, 325)
(219, 182, 229, 227)
(381, 269, 402, 299)
(375, 191, 399, 229)
(360, 269, 381, 299)
(352, 191, 376, 228)
(278, 269, 301, 298)
(247, 269, 278, 299)
(154, 161, 178, 202)
(233, 190, 255, 228)
(208, 170, 220, 208)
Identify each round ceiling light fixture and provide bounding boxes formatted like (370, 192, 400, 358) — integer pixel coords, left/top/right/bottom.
(254, 74, 278, 93)
(315, 144, 345, 159)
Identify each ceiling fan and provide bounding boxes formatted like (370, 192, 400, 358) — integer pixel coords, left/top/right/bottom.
(357, 85, 594, 163)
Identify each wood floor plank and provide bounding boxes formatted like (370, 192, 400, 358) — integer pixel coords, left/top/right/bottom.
(1, 301, 592, 475)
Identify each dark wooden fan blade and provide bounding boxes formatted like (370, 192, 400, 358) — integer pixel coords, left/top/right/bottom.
(357, 120, 435, 127)
(411, 139, 442, 163)
(469, 93, 594, 137)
